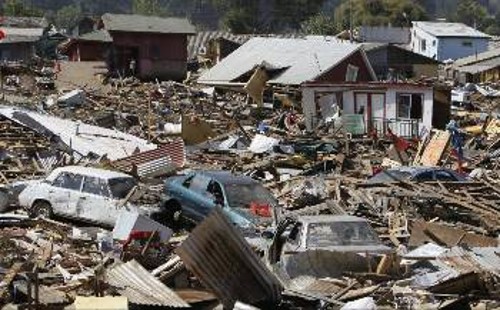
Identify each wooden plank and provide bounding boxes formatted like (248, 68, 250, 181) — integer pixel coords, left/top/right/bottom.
(416, 130, 451, 166)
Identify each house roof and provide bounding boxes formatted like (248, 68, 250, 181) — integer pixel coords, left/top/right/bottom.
(362, 43, 441, 64)
(198, 37, 367, 86)
(0, 106, 156, 161)
(187, 31, 302, 60)
(0, 16, 48, 28)
(454, 47, 500, 67)
(78, 29, 113, 42)
(413, 21, 490, 38)
(359, 26, 410, 44)
(101, 13, 195, 35)
(0, 27, 44, 44)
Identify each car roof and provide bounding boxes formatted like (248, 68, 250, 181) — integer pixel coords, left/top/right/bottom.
(48, 166, 133, 180)
(298, 215, 368, 224)
(386, 166, 440, 174)
(192, 170, 258, 185)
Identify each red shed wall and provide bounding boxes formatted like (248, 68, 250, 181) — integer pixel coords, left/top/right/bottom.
(315, 50, 375, 83)
(110, 32, 188, 80)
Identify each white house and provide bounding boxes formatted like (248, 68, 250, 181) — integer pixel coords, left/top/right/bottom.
(411, 22, 489, 61)
(301, 82, 451, 138)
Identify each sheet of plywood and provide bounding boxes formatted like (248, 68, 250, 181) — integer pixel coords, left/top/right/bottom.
(417, 130, 451, 166)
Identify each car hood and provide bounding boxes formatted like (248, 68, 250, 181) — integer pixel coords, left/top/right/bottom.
(228, 207, 274, 226)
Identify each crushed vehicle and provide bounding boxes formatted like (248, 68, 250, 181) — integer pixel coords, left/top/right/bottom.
(163, 170, 278, 231)
(18, 166, 161, 227)
(268, 215, 392, 279)
(367, 166, 468, 183)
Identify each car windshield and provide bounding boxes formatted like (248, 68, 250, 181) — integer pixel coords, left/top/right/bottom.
(108, 177, 138, 199)
(224, 183, 276, 209)
(306, 221, 381, 248)
(368, 170, 412, 183)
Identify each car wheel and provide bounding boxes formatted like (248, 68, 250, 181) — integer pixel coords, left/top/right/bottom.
(163, 200, 182, 228)
(31, 201, 53, 219)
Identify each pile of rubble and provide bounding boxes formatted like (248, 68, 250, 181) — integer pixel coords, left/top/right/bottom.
(0, 70, 499, 309)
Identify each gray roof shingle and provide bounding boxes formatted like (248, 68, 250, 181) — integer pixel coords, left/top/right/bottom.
(101, 13, 195, 35)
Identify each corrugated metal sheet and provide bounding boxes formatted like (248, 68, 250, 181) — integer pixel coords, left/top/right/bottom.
(437, 247, 500, 277)
(106, 260, 190, 308)
(0, 106, 156, 161)
(111, 139, 185, 176)
(176, 208, 283, 309)
(198, 37, 360, 86)
(187, 31, 302, 60)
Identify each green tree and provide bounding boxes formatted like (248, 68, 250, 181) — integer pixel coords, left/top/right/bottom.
(334, 0, 427, 30)
(54, 4, 82, 30)
(301, 13, 338, 35)
(2, 0, 43, 17)
(453, 0, 488, 29)
(132, 0, 169, 16)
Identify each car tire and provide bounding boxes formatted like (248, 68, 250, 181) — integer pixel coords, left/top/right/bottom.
(0, 189, 9, 213)
(30, 201, 53, 219)
(163, 200, 182, 228)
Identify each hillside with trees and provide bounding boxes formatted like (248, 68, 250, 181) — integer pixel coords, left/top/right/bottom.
(2, 0, 500, 35)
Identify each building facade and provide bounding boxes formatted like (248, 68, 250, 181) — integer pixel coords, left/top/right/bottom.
(411, 22, 489, 61)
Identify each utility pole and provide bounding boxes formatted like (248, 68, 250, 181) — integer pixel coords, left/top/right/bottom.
(349, 0, 353, 43)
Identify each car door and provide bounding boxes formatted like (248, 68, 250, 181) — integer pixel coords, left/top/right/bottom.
(49, 172, 83, 216)
(435, 170, 459, 182)
(78, 176, 114, 225)
(182, 174, 213, 221)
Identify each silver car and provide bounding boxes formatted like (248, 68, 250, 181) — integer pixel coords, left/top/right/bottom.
(18, 166, 152, 226)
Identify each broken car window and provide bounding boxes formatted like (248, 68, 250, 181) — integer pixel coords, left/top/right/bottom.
(52, 172, 83, 191)
(82, 176, 110, 197)
(306, 221, 380, 248)
(224, 183, 276, 209)
(108, 177, 137, 199)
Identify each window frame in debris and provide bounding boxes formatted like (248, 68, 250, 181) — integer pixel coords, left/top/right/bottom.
(396, 93, 424, 120)
(51, 172, 84, 191)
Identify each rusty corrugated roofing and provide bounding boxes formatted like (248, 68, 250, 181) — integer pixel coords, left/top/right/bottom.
(106, 260, 190, 308)
(176, 208, 283, 309)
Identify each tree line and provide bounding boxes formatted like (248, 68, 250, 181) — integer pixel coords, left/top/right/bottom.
(1, 0, 500, 36)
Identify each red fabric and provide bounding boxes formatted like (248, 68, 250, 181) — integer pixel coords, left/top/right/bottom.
(387, 128, 410, 152)
(0, 30, 6, 40)
(250, 202, 272, 217)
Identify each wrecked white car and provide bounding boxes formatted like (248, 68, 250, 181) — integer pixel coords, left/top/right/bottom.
(18, 166, 159, 227)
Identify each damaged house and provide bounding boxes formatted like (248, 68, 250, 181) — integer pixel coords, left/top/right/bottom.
(60, 13, 196, 80)
(302, 82, 451, 137)
(197, 37, 377, 103)
(448, 47, 500, 83)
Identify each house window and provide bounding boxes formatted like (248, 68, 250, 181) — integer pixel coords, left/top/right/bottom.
(345, 64, 359, 82)
(421, 39, 426, 51)
(462, 41, 473, 47)
(432, 40, 436, 46)
(397, 93, 423, 119)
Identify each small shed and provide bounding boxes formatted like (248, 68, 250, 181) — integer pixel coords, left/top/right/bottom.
(0, 27, 44, 62)
(100, 13, 196, 81)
